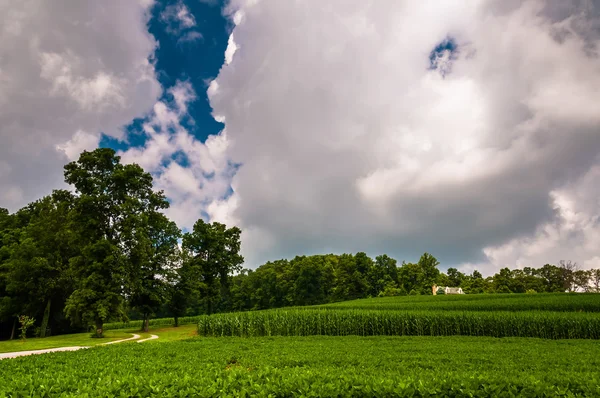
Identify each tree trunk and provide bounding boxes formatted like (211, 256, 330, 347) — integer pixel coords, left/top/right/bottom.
(40, 298, 52, 338)
(95, 319, 104, 338)
(10, 318, 16, 340)
(174, 316, 179, 327)
(142, 314, 149, 333)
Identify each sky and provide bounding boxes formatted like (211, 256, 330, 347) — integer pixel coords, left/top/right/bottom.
(1, 0, 600, 275)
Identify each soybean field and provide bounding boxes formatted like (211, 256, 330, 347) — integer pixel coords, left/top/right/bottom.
(2, 336, 600, 397)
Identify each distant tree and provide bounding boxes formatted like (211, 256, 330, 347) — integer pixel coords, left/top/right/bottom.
(367, 255, 396, 297)
(558, 260, 579, 292)
(536, 264, 564, 292)
(446, 268, 465, 287)
(332, 254, 367, 301)
(493, 268, 513, 293)
(398, 262, 421, 294)
(590, 269, 600, 293)
(572, 270, 591, 292)
(418, 253, 440, 294)
(182, 220, 244, 315)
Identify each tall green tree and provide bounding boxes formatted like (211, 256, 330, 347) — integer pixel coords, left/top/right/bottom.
(3, 191, 77, 337)
(63, 148, 169, 337)
(182, 220, 244, 315)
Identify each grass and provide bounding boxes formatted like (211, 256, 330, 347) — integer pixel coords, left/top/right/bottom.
(0, 324, 198, 354)
(0, 330, 132, 354)
(1, 335, 599, 396)
(120, 324, 198, 342)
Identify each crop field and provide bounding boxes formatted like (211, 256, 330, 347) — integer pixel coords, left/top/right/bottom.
(4, 294, 599, 396)
(319, 293, 600, 312)
(195, 293, 600, 339)
(1, 336, 599, 397)
(197, 308, 600, 339)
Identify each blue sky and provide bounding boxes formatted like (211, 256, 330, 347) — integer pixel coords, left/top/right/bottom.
(101, 0, 229, 155)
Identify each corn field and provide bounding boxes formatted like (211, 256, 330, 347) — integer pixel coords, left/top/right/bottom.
(197, 309, 600, 339)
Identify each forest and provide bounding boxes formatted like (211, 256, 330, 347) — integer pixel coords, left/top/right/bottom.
(1, 148, 599, 340)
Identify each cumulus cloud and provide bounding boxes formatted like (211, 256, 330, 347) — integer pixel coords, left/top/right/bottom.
(0, 0, 161, 210)
(119, 81, 236, 230)
(207, 0, 600, 270)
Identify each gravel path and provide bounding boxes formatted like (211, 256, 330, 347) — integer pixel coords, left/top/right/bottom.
(0, 333, 143, 360)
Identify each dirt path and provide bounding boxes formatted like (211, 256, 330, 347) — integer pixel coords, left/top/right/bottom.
(100, 333, 140, 345)
(137, 334, 158, 343)
(0, 333, 142, 360)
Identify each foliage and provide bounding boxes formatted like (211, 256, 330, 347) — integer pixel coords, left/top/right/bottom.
(1, 336, 600, 396)
(17, 315, 35, 341)
(181, 219, 244, 315)
(63, 148, 175, 337)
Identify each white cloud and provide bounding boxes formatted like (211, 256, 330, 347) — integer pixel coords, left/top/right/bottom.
(207, 0, 600, 270)
(56, 130, 101, 161)
(119, 81, 235, 230)
(0, 0, 161, 210)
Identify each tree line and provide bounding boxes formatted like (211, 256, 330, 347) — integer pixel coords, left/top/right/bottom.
(223, 256, 600, 313)
(1, 148, 599, 340)
(0, 149, 242, 339)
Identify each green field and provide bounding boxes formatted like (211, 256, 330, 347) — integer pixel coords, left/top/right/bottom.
(1, 336, 599, 397)
(319, 292, 600, 312)
(0, 324, 198, 354)
(0, 330, 133, 354)
(196, 293, 600, 339)
(3, 293, 600, 397)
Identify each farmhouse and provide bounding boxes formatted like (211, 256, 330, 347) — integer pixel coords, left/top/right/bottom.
(432, 285, 465, 295)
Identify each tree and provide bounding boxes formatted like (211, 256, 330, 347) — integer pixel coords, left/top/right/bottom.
(3, 191, 77, 338)
(182, 220, 244, 315)
(590, 269, 600, 293)
(127, 212, 181, 332)
(537, 264, 564, 292)
(558, 260, 579, 292)
(493, 268, 513, 293)
(446, 268, 465, 287)
(398, 261, 421, 294)
(63, 148, 169, 337)
(573, 270, 591, 292)
(368, 255, 398, 297)
(417, 253, 440, 294)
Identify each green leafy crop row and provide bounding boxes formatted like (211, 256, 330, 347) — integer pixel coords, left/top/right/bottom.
(197, 309, 600, 339)
(1, 336, 599, 397)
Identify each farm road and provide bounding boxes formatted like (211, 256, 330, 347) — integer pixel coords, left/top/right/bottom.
(0, 333, 146, 360)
